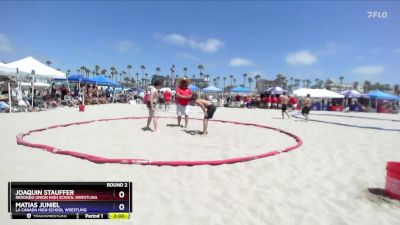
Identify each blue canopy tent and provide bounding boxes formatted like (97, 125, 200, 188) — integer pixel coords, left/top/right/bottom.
(203, 85, 222, 93)
(53, 75, 96, 97)
(367, 90, 399, 113)
(368, 90, 399, 100)
(91, 75, 121, 87)
(231, 87, 252, 93)
(53, 75, 96, 83)
(70, 75, 95, 84)
(188, 84, 200, 92)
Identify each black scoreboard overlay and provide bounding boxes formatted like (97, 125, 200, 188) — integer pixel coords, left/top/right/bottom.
(8, 182, 132, 219)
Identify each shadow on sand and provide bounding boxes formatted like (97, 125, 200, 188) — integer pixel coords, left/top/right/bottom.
(365, 188, 400, 206)
(182, 130, 203, 135)
(166, 124, 182, 128)
(141, 127, 153, 132)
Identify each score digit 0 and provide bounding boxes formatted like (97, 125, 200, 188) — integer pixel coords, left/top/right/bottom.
(119, 191, 125, 199)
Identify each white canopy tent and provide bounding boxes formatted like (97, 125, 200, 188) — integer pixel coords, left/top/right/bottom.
(5, 57, 66, 106)
(0, 62, 18, 77)
(293, 88, 344, 98)
(7, 56, 66, 79)
(0, 60, 48, 81)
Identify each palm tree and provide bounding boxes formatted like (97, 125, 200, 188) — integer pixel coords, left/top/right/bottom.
(183, 67, 188, 77)
(135, 73, 139, 87)
(294, 79, 301, 89)
(66, 70, 71, 76)
(130, 77, 135, 85)
(216, 76, 220, 88)
(394, 84, 399, 95)
(243, 73, 248, 87)
(314, 79, 320, 88)
(233, 78, 236, 86)
(384, 84, 391, 92)
(339, 76, 344, 91)
(306, 79, 311, 88)
(145, 73, 148, 87)
(122, 71, 127, 82)
(76, 69, 80, 74)
(325, 79, 334, 90)
(290, 77, 294, 89)
(213, 78, 217, 86)
(46, 60, 52, 67)
(101, 69, 107, 75)
(86, 69, 91, 77)
(274, 74, 286, 88)
(95, 65, 100, 75)
(223, 77, 227, 92)
(374, 82, 381, 91)
(318, 80, 324, 89)
(353, 81, 359, 90)
(140, 65, 146, 87)
(127, 64, 132, 80)
(80, 66, 86, 76)
(248, 77, 254, 90)
(364, 80, 371, 92)
(255, 74, 261, 91)
(205, 74, 210, 85)
(123, 77, 130, 85)
(114, 70, 119, 82)
(110, 67, 116, 81)
(229, 75, 234, 86)
(156, 67, 161, 75)
(197, 64, 204, 75)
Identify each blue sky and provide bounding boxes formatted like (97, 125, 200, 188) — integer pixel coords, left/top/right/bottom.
(0, 1, 399, 86)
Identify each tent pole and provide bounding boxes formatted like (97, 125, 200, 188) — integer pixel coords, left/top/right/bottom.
(368, 98, 371, 112)
(82, 83, 85, 106)
(8, 82, 12, 114)
(66, 78, 71, 94)
(112, 86, 115, 103)
(31, 74, 35, 106)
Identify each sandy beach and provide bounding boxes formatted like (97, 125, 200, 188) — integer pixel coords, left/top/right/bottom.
(0, 104, 399, 225)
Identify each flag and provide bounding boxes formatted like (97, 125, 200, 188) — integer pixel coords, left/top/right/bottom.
(170, 65, 175, 73)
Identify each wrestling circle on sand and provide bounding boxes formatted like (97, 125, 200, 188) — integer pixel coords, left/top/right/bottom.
(16, 117, 303, 166)
(291, 113, 400, 132)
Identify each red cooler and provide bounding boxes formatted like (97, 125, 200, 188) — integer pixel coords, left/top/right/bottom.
(79, 104, 85, 112)
(385, 162, 400, 200)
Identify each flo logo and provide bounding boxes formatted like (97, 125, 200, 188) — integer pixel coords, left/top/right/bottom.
(367, 11, 388, 19)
